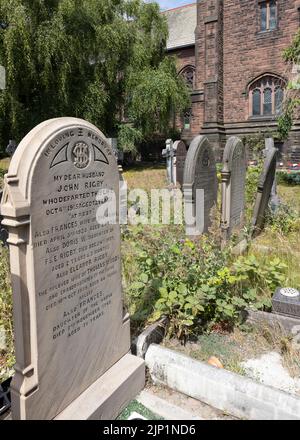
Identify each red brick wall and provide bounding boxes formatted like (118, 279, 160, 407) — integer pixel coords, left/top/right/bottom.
(223, 0, 300, 124)
(171, 46, 195, 73)
(168, 46, 204, 143)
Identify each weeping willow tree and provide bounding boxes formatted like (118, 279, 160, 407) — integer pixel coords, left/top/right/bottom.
(0, 0, 189, 153)
(278, 29, 300, 139)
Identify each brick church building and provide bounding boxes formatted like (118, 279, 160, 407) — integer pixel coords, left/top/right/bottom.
(164, 0, 300, 160)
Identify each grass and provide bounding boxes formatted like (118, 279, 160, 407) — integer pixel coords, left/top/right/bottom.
(0, 157, 10, 188)
(0, 157, 10, 171)
(123, 163, 166, 192)
(250, 184, 300, 288)
(117, 399, 163, 420)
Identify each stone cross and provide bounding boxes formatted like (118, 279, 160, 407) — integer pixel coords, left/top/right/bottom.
(162, 139, 176, 185)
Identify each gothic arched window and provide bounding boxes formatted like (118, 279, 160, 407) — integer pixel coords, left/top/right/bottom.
(248, 75, 285, 117)
(179, 65, 195, 90)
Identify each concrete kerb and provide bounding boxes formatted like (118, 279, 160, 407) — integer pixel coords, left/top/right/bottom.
(145, 344, 300, 420)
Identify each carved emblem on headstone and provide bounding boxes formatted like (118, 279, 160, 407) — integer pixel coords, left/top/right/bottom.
(72, 142, 90, 169)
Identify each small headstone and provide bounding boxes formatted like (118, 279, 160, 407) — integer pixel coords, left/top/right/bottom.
(221, 137, 247, 241)
(173, 140, 187, 188)
(272, 288, 300, 319)
(1, 117, 144, 420)
(5, 140, 17, 157)
(251, 143, 277, 236)
(183, 135, 218, 235)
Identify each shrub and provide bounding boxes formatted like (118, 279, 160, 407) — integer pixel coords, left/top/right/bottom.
(265, 202, 300, 234)
(277, 170, 300, 186)
(123, 226, 288, 342)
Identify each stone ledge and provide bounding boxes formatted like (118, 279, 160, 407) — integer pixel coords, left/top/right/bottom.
(145, 344, 300, 420)
(55, 354, 145, 420)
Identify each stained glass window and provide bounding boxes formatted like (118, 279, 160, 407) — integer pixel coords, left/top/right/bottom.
(261, 3, 267, 31)
(252, 89, 261, 116)
(269, 1, 277, 30)
(260, 1, 277, 32)
(249, 75, 284, 117)
(263, 88, 272, 115)
(275, 87, 284, 114)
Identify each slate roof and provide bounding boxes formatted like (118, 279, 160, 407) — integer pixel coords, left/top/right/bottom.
(163, 3, 197, 51)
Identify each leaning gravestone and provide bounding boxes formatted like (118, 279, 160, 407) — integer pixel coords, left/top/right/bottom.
(183, 135, 218, 235)
(251, 141, 277, 237)
(221, 137, 247, 241)
(173, 140, 187, 188)
(265, 138, 280, 212)
(0, 117, 144, 420)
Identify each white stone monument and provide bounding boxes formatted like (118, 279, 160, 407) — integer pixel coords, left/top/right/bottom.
(1, 117, 144, 420)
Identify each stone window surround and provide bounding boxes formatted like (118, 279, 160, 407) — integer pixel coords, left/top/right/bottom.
(178, 64, 196, 90)
(258, 0, 278, 33)
(247, 73, 286, 119)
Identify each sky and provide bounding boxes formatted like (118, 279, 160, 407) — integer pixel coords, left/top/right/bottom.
(148, 1, 196, 11)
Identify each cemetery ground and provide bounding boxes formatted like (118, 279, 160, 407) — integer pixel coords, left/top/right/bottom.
(0, 159, 300, 416)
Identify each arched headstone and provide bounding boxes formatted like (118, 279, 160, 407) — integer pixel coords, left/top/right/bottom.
(1, 118, 144, 420)
(183, 135, 218, 235)
(251, 142, 277, 236)
(221, 137, 247, 241)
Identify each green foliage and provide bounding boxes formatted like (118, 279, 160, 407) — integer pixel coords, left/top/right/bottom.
(233, 255, 286, 309)
(278, 29, 300, 139)
(123, 226, 288, 342)
(242, 134, 265, 162)
(245, 165, 261, 220)
(277, 170, 300, 185)
(0, 0, 189, 152)
(265, 202, 300, 234)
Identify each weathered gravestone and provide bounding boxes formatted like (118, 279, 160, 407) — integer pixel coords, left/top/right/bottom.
(221, 137, 247, 241)
(173, 140, 187, 188)
(251, 141, 277, 237)
(265, 138, 280, 212)
(183, 135, 218, 235)
(0, 117, 145, 420)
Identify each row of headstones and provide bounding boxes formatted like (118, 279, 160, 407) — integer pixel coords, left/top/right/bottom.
(163, 135, 278, 239)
